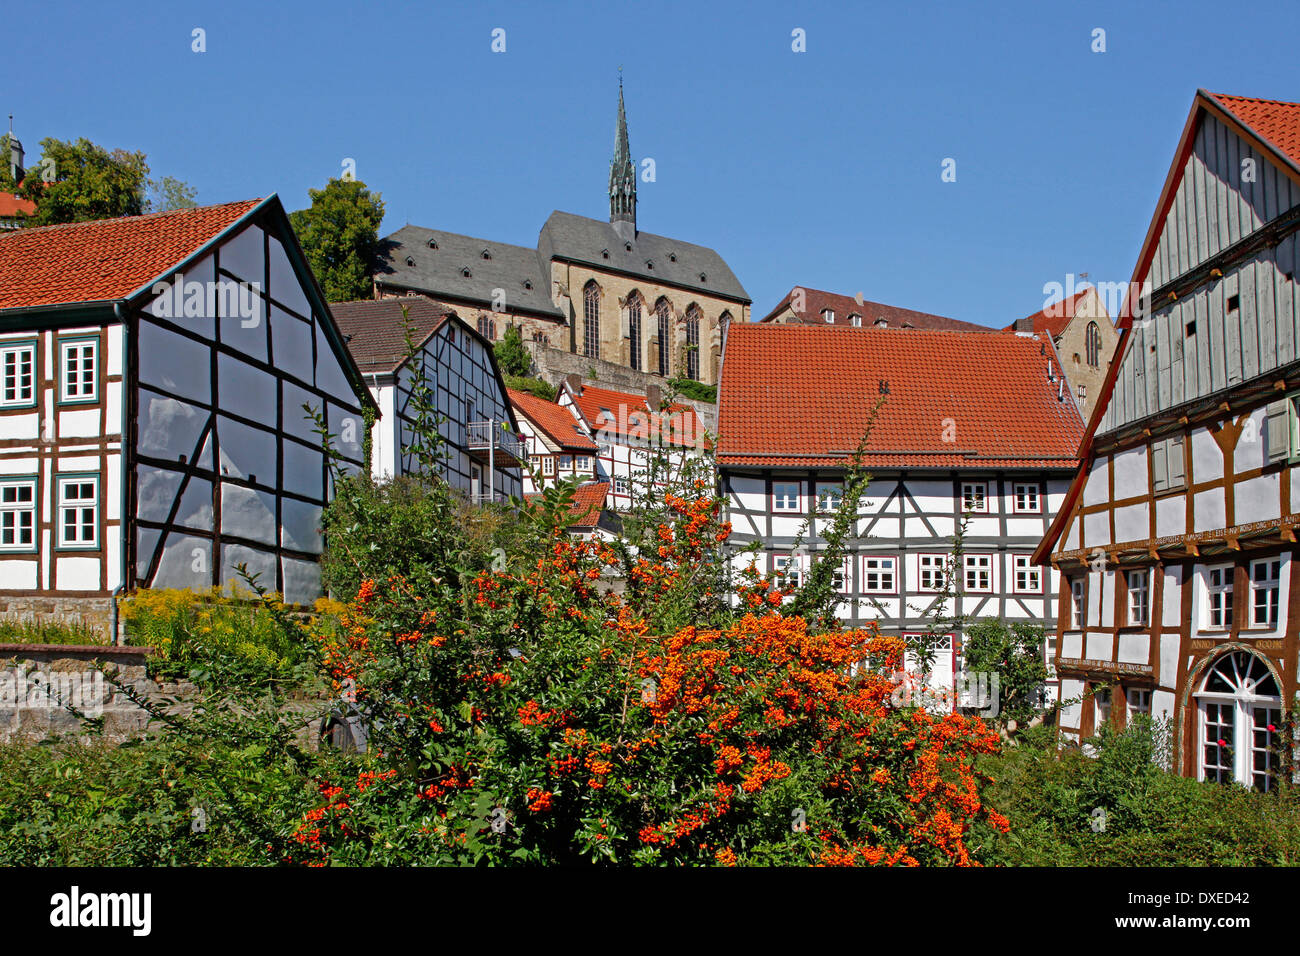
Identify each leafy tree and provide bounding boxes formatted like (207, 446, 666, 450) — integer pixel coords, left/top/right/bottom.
(15, 137, 149, 226)
(146, 175, 198, 212)
(961, 619, 1050, 731)
(494, 325, 531, 377)
(289, 177, 384, 303)
(504, 375, 555, 402)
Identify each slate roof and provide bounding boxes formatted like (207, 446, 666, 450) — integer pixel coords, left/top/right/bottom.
(716, 324, 1084, 470)
(332, 297, 453, 374)
(563, 381, 707, 449)
(0, 199, 262, 310)
(508, 388, 599, 452)
(537, 211, 750, 303)
(1210, 92, 1300, 170)
(1004, 288, 1092, 339)
(759, 286, 990, 332)
(374, 224, 562, 318)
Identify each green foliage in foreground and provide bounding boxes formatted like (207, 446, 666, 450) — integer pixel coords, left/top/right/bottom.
(0, 618, 105, 646)
(977, 721, 1300, 866)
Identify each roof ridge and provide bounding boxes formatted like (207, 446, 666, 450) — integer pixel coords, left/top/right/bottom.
(0, 198, 263, 238)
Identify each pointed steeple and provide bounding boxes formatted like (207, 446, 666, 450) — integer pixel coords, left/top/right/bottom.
(609, 76, 636, 239)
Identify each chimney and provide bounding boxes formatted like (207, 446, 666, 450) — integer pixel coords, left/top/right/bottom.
(565, 373, 583, 395)
(645, 383, 661, 411)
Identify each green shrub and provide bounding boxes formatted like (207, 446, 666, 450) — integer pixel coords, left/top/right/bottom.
(0, 618, 105, 646)
(667, 378, 716, 403)
(504, 374, 555, 402)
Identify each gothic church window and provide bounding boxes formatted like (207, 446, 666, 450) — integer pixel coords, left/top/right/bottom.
(583, 281, 601, 360)
(685, 304, 701, 381)
(628, 295, 642, 372)
(655, 298, 671, 376)
(1085, 321, 1102, 368)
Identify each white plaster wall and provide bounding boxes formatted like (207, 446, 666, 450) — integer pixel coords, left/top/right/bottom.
(1113, 445, 1148, 498)
(1235, 473, 1280, 526)
(1191, 425, 1222, 483)
(1113, 502, 1148, 543)
(1194, 488, 1226, 531)
(1156, 495, 1185, 538)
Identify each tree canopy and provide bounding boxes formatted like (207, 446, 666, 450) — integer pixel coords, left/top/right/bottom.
(289, 177, 385, 303)
(15, 137, 150, 226)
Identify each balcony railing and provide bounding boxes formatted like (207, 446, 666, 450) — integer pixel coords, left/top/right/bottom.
(466, 420, 526, 466)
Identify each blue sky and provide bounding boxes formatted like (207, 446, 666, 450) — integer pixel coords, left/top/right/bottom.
(5, 0, 1299, 326)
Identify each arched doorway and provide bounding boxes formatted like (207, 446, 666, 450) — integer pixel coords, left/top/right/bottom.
(1194, 651, 1283, 791)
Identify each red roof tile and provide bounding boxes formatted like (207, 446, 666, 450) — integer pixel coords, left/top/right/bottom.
(1004, 288, 1091, 339)
(565, 382, 706, 449)
(0, 199, 263, 310)
(759, 286, 991, 332)
(332, 297, 454, 373)
(526, 480, 609, 529)
(0, 192, 36, 219)
(716, 324, 1084, 469)
(1210, 93, 1300, 170)
(508, 388, 599, 452)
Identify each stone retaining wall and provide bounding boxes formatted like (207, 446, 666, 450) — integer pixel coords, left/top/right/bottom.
(0, 596, 122, 644)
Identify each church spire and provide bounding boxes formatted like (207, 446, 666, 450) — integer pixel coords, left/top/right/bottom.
(609, 76, 636, 238)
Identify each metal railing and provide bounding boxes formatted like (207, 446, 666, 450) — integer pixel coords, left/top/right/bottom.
(466, 420, 526, 462)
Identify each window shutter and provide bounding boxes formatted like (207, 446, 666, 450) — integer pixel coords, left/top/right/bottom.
(1167, 435, 1185, 488)
(1266, 400, 1290, 462)
(1151, 439, 1167, 492)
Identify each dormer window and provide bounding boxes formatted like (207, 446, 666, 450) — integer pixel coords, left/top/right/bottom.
(522, 279, 533, 290)
(875, 317, 888, 327)
(427, 239, 438, 249)
(481, 249, 492, 260)
(624, 242, 633, 252)
(669, 252, 677, 262)
(699, 272, 707, 283)
(821, 309, 835, 323)
(645, 260, 654, 270)
(849, 314, 862, 327)
(461, 267, 472, 278)
(405, 256, 416, 267)
(601, 249, 610, 259)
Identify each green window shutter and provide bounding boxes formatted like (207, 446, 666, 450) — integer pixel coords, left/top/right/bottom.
(1266, 400, 1290, 462)
(1167, 435, 1185, 489)
(1151, 438, 1167, 492)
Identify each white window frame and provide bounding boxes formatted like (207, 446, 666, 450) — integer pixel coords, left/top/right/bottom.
(56, 474, 98, 550)
(960, 481, 988, 513)
(1127, 688, 1151, 718)
(861, 555, 897, 594)
(1249, 558, 1281, 629)
(558, 455, 573, 471)
(1204, 564, 1233, 631)
(613, 476, 630, 497)
(815, 481, 843, 513)
(1126, 569, 1150, 627)
(831, 556, 851, 595)
(1011, 555, 1041, 594)
(0, 477, 37, 553)
(575, 455, 591, 472)
(821, 309, 835, 324)
(772, 481, 801, 513)
(1094, 686, 1112, 730)
(1070, 577, 1084, 628)
(772, 553, 803, 591)
(963, 553, 992, 592)
(0, 341, 36, 409)
(918, 554, 947, 593)
(1012, 483, 1040, 514)
(58, 337, 98, 404)
(541, 456, 555, 477)
(1045, 634, 1058, 680)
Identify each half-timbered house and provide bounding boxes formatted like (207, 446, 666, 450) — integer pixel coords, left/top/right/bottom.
(556, 378, 707, 510)
(332, 297, 523, 503)
(509, 387, 600, 494)
(0, 197, 374, 633)
(1036, 91, 1300, 788)
(717, 322, 1085, 697)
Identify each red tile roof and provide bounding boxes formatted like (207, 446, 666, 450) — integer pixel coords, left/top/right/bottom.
(565, 382, 706, 449)
(526, 480, 609, 530)
(716, 324, 1084, 469)
(1210, 92, 1300, 170)
(759, 286, 991, 332)
(0, 192, 35, 219)
(1004, 288, 1091, 339)
(332, 297, 454, 373)
(508, 388, 599, 452)
(0, 199, 263, 310)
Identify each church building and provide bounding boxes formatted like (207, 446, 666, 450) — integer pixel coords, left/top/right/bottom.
(370, 85, 750, 386)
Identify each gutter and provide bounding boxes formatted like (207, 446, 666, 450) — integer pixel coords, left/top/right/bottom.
(112, 301, 130, 645)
